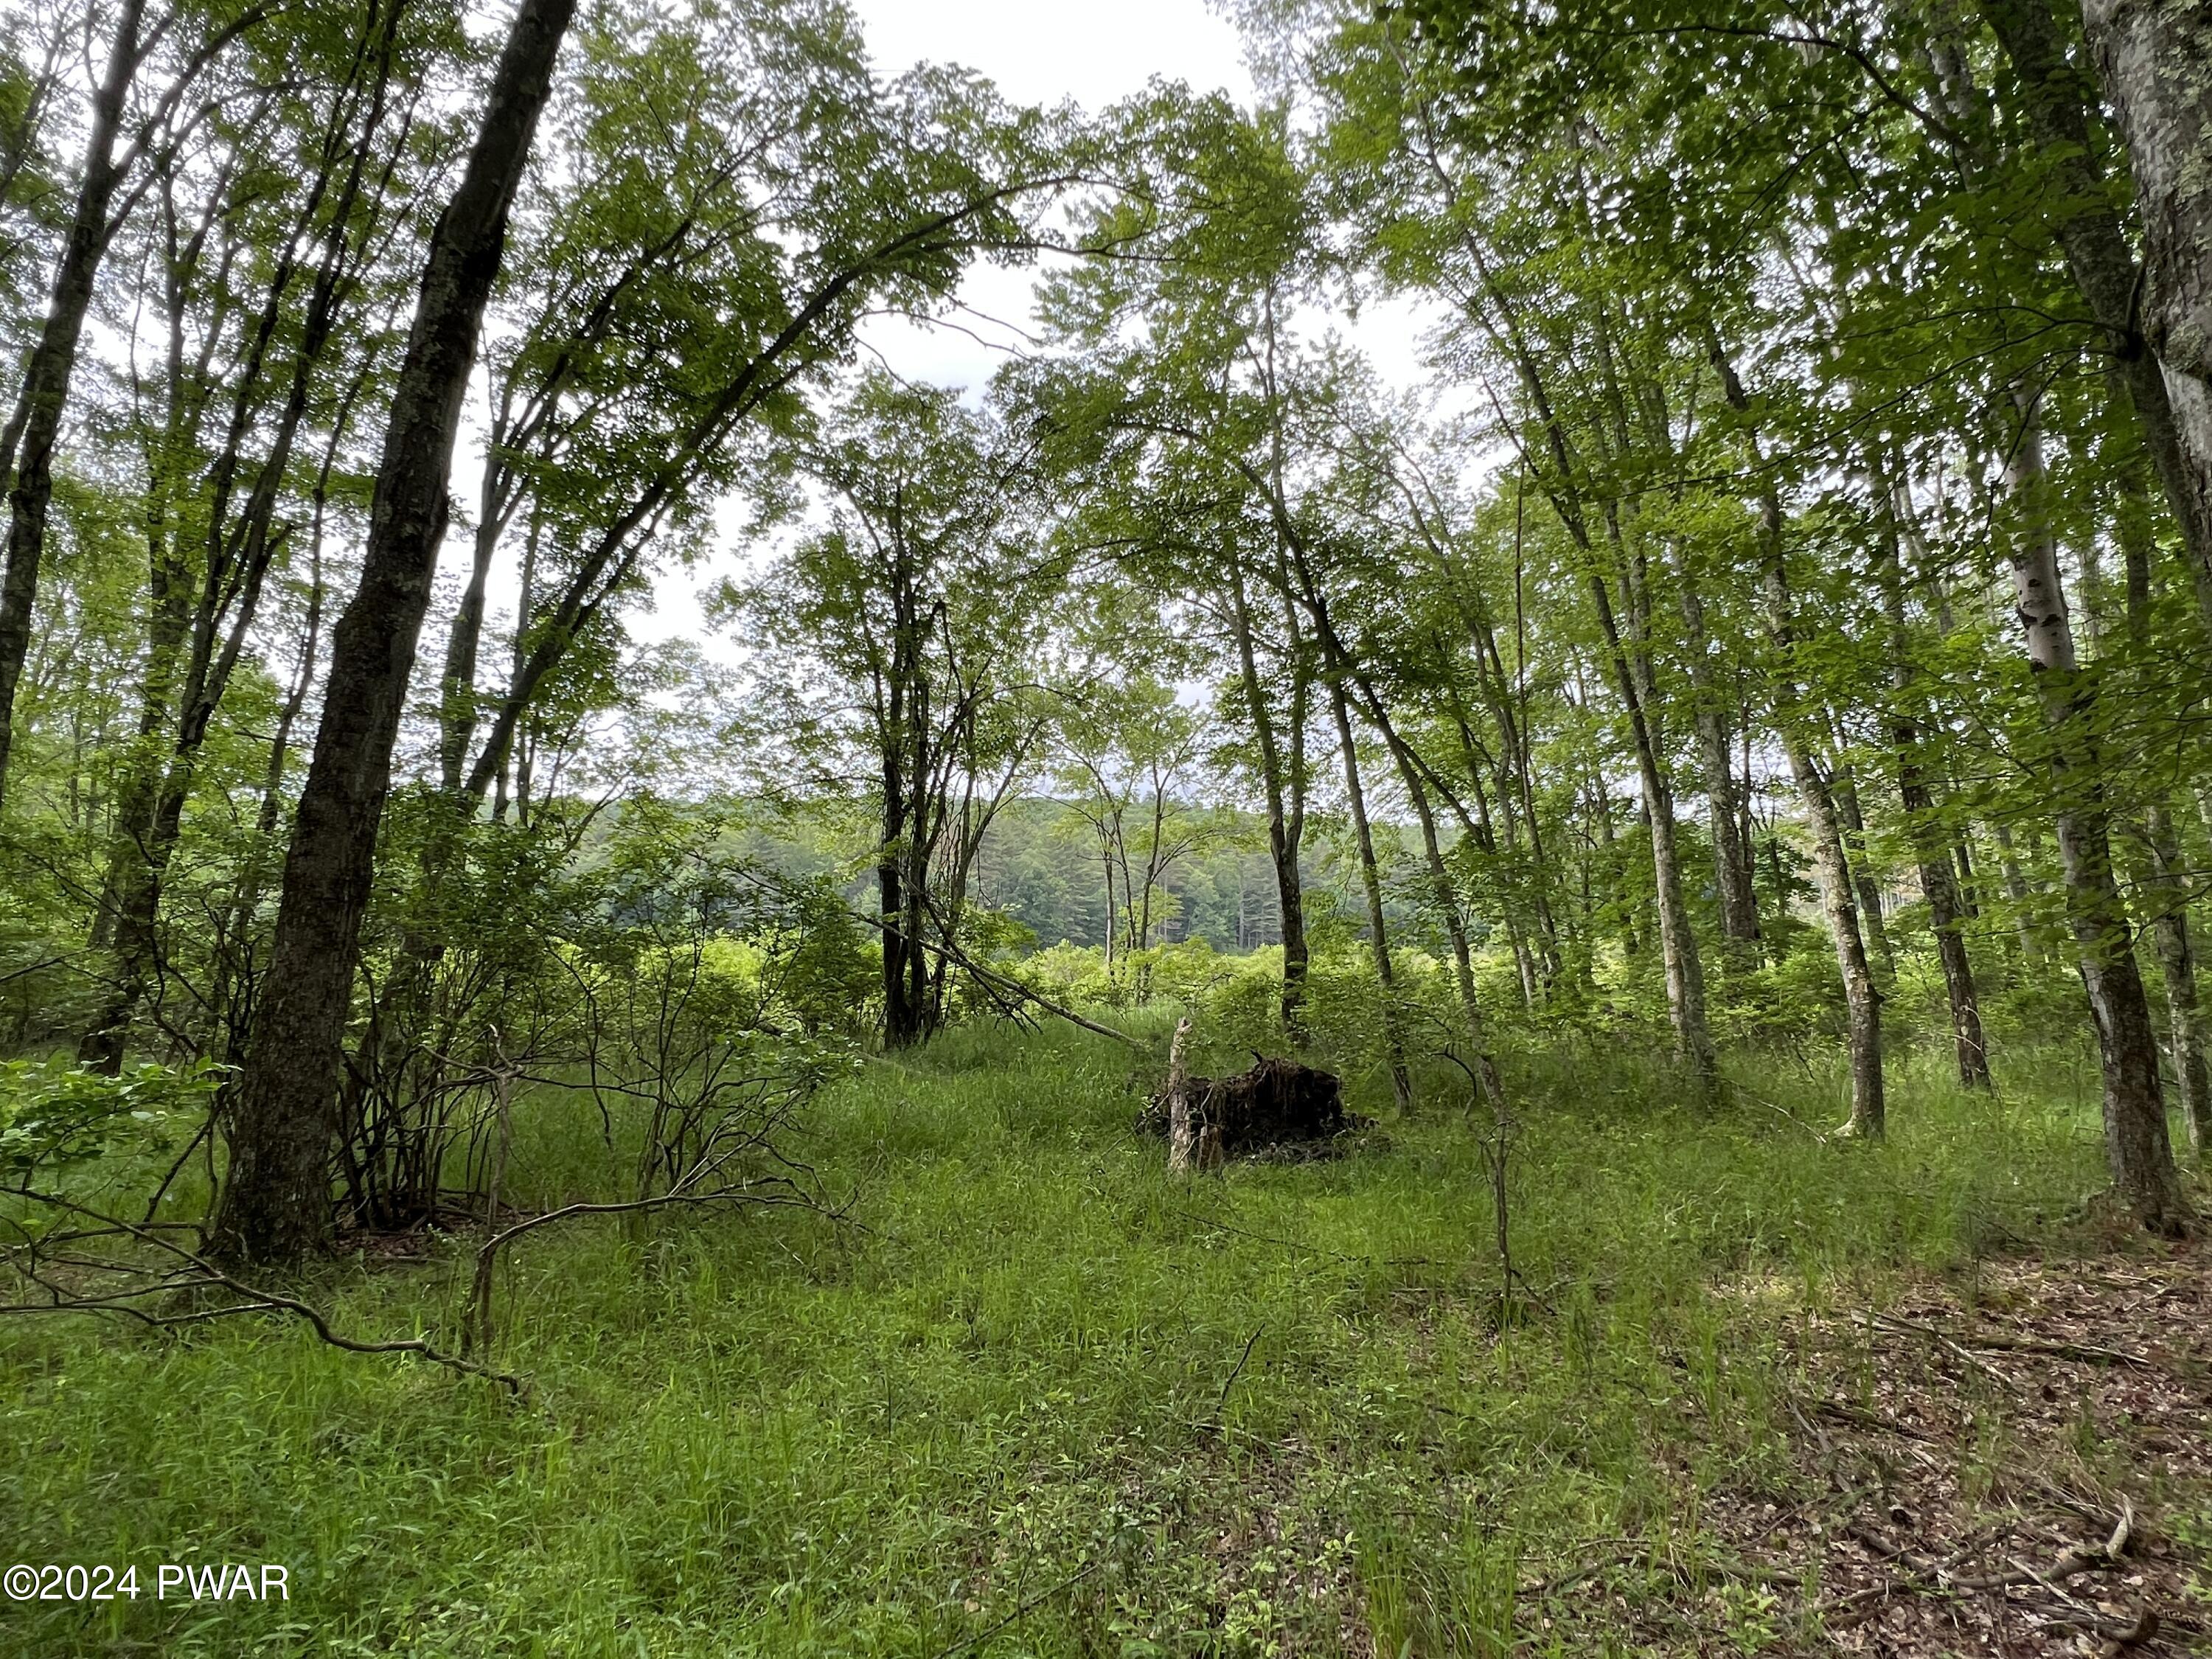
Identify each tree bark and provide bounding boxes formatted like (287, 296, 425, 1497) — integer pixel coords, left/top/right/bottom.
(1588, 529, 1716, 1082)
(2113, 443, 2212, 1155)
(880, 572, 923, 1047)
(1830, 757, 1896, 982)
(1424, 680, 1531, 1002)
(1984, 0, 2212, 627)
(211, 0, 577, 1264)
(1397, 463, 1565, 992)
(1365, 683, 1504, 1108)
(2006, 396, 2188, 1231)
(1777, 745, 1885, 1136)
(2142, 803, 2212, 1155)
(1674, 555, 1762, 959)
(2080, 0, 2212, 417)
(80, 46, 397, 1071)
(1782, 742, 1885, 1138)
(1879, 478, 1991, 1088)
(212, 526, 324, 1051)
(1330, 675, 1413, 1114)
(80, 189, 204, 1029)
(0, 0, 146, 808)
(1165, 1017, 1197, 1173)
(1712, 337, 1883, 1133)
(1228, 558, 1310, 1033)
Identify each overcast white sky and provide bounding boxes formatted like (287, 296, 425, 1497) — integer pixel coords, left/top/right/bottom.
(842, 0, 1253, 394)
(852, 0, 1252, 111)
(611, 1, 1440, 656)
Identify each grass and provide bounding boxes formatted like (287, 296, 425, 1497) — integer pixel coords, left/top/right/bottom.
(0, 1017, 2156, 1656)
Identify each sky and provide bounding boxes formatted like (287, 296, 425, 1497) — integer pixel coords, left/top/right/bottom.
(851, 0, 1252, 111)
(610, 1, 1267, 656)
(618, 0, 1442, 656)
(837, 0, 1435, 397)
(841, 0, 1255, 394)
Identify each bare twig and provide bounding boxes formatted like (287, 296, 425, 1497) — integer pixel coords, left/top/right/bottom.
(1818, 1500, 2136, 1629)
(1863, 1310, 2017, 1385)
(459, 1170, 837, 1360)
(1867, 1310, 2151, 1371)
(1214, 1323, 1264, 1418)
(1, 1189, 526, 1394)
(845, 904, 1148, 1051)
(928, 1559, 1102, 1659)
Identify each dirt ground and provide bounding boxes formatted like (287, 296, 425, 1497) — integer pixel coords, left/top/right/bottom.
(1526, 1228, 2212, 1655)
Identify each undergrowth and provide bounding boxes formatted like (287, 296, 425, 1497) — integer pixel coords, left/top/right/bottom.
(0, 1022, 2165, 1656)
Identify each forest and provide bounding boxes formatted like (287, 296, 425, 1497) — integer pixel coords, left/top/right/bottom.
(1, 0, 2209, 1652)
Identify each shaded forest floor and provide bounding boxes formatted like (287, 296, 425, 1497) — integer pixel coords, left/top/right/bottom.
(1553, 1235, 2212, 1656)
(2, 1020, 2208, 1656)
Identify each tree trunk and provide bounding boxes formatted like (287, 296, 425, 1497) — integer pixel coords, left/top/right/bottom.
(1781, 740, 1885, 1137)
(1712, 337, 1883, 1132)
(1330, 677, 1413, 1114)
(905, 668, 934, 1035)
(2006, 397, 2188, 1231)
(1990, 820, 2042, 967)
(1587, 765, 1635, 961)
(1165, 1017, 1197, 1173)
(0, 0, 145, 808)
(2114, 442, 2212, 1155)
(880, 615, 919, 1046)
(1879, 481, 1991, 1088)
(1984, 0, 2212, 627)
(1587, 558, 1716, 1082)
(2080, 0, 2212, 429)
(79, 434, 196, 1062)
(212, 531, 324, 1051)
(82, 72, 394, 1071)
(211, 0, 577, 1264)
(1674, 556, 1761, 959)
(1406, 472, 1565, 993)
(437, 512, 504, 795)
(880, 832, 915, 1046)
(1460, 236, 1710, 1074)
(1439, 669, 1559, 995)
(1367, 684, 1503, 1108)
(1830, 757, 1896, 982)
(1225, 560, 1305, 1008)
(1953, 835, 1981, 919)
(2143, 803, 2212, 1156)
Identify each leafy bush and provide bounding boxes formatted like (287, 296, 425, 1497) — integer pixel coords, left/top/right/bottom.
(0, 1060, 218, 1220)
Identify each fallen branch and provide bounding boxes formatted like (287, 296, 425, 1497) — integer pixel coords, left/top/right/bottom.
(2, 1189, 527, 1395)
(1948, 1499, 2132, 1592)
(845, 905, 1149, 1051)
(1808, 1396, 1944, 1444)
(1818, 1500, 2135, 1630)
(1213, 1323, 1265, 1417)
(1953, 1328, 2152, 1369)
(1866, 1308, 2154, 1373)
(1519, 1544, 1802, 1599)
(1863, 1310, 2017, 1385)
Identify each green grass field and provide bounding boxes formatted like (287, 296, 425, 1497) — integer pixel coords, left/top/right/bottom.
(0, 1021, 2180, 1656)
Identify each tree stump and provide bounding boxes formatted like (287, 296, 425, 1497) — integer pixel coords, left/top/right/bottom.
(1145, 1048, 1354, 1161)
(1166, 1018, 1197, 1173)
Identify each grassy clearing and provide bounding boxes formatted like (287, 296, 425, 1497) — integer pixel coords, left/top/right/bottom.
(0, 1021, 2179, 1656)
